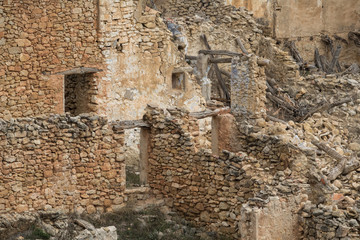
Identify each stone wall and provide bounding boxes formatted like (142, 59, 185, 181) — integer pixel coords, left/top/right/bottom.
(299, 199, 360, 239)
(230, 55, 266, 116)
(96, 0, 204, 120)
(0, 0, 103, 119)
(145, 106, 308, 238)
(0, 114, 125, 214)
(1, 0, 204, 121)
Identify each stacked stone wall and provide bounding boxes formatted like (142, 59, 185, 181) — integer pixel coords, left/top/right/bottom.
(299, 201, 360, 239)
(0, 0, 103, 119)
(145, 106, 305, 238)
(0, 114, 125, 214)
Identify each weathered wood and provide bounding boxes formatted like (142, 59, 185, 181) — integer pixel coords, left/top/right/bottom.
(266, 92, 297, 114)
(219, 69, 231, 78)
(235, 37, 249, 55)
(210, 58, 233, 63)
(321, 34, 333, 46)
(314, 48, 323, 71)
(266, 81, 277, 96)
(198, 49, 244, 57)
(200, 34, 230, 100)
(311, 140, 347, 181)
(112, 120, 150, 130)
(348, 31, 360, 47)
(189, 107, 230, 119)
(329, 45, 342, 73)
(185, 55, 197, 60)
(286, 41, 303, 64)
(185, 55, 233, 64)
(298, 95, 358, 122)
(172, 67, 193, 73)
(55, 67, 103, 75)
(319, 55, 329, 73)
(337, 63, 360, 76)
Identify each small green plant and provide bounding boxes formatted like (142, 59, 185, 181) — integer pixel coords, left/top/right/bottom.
(24, 226, 51, 240)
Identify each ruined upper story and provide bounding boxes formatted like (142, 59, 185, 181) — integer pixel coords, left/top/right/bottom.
(226, 0, 360, 39)
(0, 0, 204, 121)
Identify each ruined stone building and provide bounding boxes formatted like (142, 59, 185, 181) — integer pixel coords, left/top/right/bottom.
(1, 0, 360, 239)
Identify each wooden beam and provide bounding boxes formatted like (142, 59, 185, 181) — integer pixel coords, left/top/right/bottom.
(198, 49, 244, 57)
(210, 58, 233, 63)
(314, 48, 323, 72)
(185, 55, 197, 60)
(297, 94, 358, 122)
(285, 41, 303, 64)
(55, 67, 103, 75)
(329, 45, 342, 73)
(200, 35, 230, 100)
(219, 69, 231, 78)
(235, 37, 249, 55)
(311, 140, 348, 181)
(112, 120, 150, 130)
(185, 55, 233, 64)
(189, 107, 230, 119)
(172, 67, 193, 73)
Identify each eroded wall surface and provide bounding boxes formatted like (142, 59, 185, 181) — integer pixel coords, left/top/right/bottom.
(97, 0, 204, 120)
(226, 0, 360, 38)
(275, 0, 360, 38)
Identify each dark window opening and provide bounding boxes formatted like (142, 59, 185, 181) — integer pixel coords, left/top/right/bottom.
(65, 73, 95, 115)
(172, 72, 185, 90)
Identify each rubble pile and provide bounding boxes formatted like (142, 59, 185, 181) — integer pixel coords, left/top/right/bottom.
(0, 210, 117, 240)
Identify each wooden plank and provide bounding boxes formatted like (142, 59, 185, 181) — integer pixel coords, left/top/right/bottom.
(189, 107, 230, 119)
(286, 41, 303, 64)
(311, 140, 348, 181)
(172, 67, 193, 73)
(198, 49, 244, 57)
(314, 48, 323, 72)
(319, 55, 329, 73)
(185, 55, 233, 64)
(210, 58, 233, 63)
(348, 31, 360, 47)
(55, 67, 103, 75)
(329, 45, 342, 73)
(219, 69, 231, 78)
(297, 94, 358, 122)
(235, 37, 249, 54)
(112, 120, 150, 130)
(200, 34, 230, 101)
(185, 55, 197, 60)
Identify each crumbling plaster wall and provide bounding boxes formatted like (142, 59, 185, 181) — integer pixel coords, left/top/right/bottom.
(225, 0, 360, 65)
(226, 0, 360, 38)
(97, 0, 204, 121)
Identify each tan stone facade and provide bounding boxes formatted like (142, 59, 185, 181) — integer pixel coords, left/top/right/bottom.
(0, 114, 125, 214)
(0, 0, 204, 121)
(1, 1, 360, 239)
